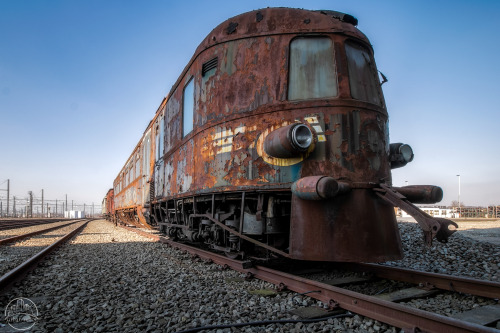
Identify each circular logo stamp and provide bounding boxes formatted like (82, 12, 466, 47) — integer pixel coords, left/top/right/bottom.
(4, 297, 39, 331)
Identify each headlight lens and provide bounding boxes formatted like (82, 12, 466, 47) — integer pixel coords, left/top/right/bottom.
(399, 144, 414, 163)
(390, 143, 414, 169)
(291, 124, 313, 150)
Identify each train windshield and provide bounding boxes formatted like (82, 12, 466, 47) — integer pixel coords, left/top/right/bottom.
(288, 37, 338, 100)
(345, 42, 382, 106)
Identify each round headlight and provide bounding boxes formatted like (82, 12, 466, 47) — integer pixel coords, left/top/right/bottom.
(399, 144, 414, 163)
(291, 124, 313, 150)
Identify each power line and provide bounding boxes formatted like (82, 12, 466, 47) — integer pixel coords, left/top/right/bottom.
(0, 180, 102, 218)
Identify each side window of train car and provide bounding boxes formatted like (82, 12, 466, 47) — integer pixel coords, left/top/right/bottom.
(135, 153, 140, 179)
(155, 123, 160, 161)
(183, 78, 194, 137)
(288, 37, 338, 100)
(143, 131, 151, 179)
(125, 166, 129, 186)
(156, 114, 164, 160)
(345, 41, 382, 106)
(126, 167, 130, 186)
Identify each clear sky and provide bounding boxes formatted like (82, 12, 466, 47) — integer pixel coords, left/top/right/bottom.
(1, 0, 499, 209)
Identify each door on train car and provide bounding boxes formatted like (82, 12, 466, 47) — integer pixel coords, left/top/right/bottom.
(142, 130, 151, 206)
(154, 113, 165, 199)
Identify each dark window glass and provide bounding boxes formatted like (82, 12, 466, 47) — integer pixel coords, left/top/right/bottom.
(345, 42, 382, 105)
(288, 38, 338, 100)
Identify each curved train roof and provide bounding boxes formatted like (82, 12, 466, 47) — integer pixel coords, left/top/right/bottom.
(196, 8, 366, 55)
(168, 7, 369, 100)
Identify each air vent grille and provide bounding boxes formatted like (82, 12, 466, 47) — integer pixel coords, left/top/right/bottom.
(202, 57, 218, 77)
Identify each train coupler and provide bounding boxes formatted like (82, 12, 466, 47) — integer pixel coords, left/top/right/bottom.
(374, 184, 458, 246)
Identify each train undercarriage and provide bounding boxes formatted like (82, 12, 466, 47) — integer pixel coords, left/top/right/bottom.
(112, 178, 460, 262)
(148, 192, 292, 259)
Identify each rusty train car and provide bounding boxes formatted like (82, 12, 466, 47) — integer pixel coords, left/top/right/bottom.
(106, 8, 457, 262)
(101, 189, 114, 221)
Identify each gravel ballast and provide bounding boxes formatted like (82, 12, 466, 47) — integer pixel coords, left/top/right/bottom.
(0, 221, 87, 277)
(0, 220, 77, 241)
(0, 219, 498, 332)
(384, 221, 500, 282)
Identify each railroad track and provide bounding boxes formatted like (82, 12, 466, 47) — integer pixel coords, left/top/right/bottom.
(0, 219, 86, 245)
(0, 219, 91, 293)
(120, 224, 500, 333)
(0, 218, 76, 231)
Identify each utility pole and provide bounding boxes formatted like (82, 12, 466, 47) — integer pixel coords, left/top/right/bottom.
(56, 200, 58, 217)
(41, 189, 44, 217)
(28, 191, 33, 218)
(13, 196, 16, 218)
(47, 203, 49, 217)
(6, 179, 9, 217)
(65, 194, 68, 214)
(456, 174, 461, 218)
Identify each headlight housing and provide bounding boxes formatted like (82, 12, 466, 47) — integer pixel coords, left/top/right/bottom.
(264, 123, 313, 158)
(390, 143, 414, 169)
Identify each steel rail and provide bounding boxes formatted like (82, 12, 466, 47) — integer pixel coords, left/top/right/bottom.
(0, 220, 85, 245)
(341, 262, 500, 300)
(119, 224, 499, 333)
(0, 222, 56, 231)
(0, 219, 71, 231)
(0, 220, 90, 293)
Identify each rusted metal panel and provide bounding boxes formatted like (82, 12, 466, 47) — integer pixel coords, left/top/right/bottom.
(290, 189, 403, 262)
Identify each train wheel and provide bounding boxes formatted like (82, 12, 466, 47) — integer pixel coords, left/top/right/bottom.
(224, 251, 240, 259)
(167, 227, 178, 240)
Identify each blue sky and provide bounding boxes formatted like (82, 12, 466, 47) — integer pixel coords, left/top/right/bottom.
(1, 0, 499, 208)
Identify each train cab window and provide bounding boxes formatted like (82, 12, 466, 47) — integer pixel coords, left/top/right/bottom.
(183, 78, 194, 137)
(288, 37, 338, 100)
(345, 42, 382, 105)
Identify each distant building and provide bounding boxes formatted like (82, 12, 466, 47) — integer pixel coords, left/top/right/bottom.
(64, 210, 85, 218)
(397, 205, 500, 219)
(487, 205, 500, 218)
(400, 206, 457, 218)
